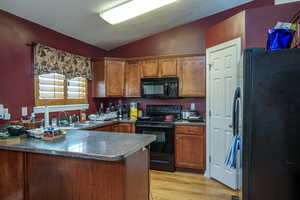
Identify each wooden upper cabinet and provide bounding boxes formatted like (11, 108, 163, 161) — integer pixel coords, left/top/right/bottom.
(159, 58, 177, 77)
(178, 56, 206, 97)
(141, 59, 159, 77)
(92, 58, 125, 97)
(92, 60, 106, 97)
(105, 60, 125, 97)
(125, 61, 141, 97)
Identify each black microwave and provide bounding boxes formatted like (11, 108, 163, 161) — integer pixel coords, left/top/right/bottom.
(141, 77, 179, 99)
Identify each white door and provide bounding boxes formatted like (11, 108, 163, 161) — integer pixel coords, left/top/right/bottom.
(206, 38, 241, 189)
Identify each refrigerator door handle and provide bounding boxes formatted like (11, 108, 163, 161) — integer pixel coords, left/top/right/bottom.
(232, 87, 241, 136)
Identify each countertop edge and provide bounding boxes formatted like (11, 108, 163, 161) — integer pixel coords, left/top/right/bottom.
(0, 133, 156, 161)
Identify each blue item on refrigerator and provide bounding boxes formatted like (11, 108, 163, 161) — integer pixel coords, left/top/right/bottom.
(225, 135, 241, 169)
(267, 28, 295, 51)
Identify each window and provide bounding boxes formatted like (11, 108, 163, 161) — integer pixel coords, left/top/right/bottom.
(35, 73, 88, 106)
(38, 73, 65, 99)
(67, 77, 87, 100)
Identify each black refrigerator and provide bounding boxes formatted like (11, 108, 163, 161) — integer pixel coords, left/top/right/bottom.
(238, 48, 300, 200)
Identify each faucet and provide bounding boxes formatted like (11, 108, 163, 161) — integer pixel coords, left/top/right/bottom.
(58, 111, 70, 127)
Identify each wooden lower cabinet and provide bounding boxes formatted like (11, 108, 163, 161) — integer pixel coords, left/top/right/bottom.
(0, 149, 150, 200)
(0, 150, 24, 200)
(93, 123, 134, 133)
(113, 123, 134, 133)
(94, 125, 113, 132)
(175, 125, 205, 171)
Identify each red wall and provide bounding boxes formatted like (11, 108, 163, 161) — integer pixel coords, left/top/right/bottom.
(109, 0, 274, 57)
(0, 10, 107, 122)
(245, 2, 300, 48)
(206, 2, 300, 50)
(206, 11, 246, 49)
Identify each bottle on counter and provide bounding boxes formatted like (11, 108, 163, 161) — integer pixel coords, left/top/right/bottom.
(130, 102, 138, 121)
(80, 110, 86, 122)
(117, 100, 123, 119)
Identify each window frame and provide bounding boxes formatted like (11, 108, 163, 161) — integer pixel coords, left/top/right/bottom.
(35, 74, 88, 106)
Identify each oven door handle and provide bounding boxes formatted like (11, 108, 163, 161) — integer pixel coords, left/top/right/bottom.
(136, 124, 174, 129)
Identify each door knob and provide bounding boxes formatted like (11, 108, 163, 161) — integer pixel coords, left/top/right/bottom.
(229, 124, 233, 128)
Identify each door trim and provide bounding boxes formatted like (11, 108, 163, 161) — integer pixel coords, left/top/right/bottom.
(205, 37, 242, 178)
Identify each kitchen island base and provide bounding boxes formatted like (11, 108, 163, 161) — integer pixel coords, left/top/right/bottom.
(0, 149, 150, 200)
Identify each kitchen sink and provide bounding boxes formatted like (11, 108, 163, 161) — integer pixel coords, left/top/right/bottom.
(59, 121, 107, 130)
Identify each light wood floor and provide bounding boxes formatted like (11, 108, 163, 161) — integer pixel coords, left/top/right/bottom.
(150, 170, 237, 200)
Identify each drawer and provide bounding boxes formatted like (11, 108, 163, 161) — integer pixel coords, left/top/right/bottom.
(175, 125, 204, 135)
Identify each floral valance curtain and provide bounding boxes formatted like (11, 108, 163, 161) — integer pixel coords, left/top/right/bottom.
(34, 43, 92, 80)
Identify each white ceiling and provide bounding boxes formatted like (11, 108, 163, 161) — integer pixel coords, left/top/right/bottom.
(275, 0, 300, 4)
(0, 0, 253, 50)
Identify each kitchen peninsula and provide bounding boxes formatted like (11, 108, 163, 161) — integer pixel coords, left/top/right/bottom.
(0, 130, 155, 200)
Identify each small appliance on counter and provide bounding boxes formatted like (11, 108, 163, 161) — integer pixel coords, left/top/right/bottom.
(181, 110, 204, 122)
(181, 110, 197, 119)
(187, 115, 205, 123)
(117, 100, 129, 120)
(0, 125, 27, 143)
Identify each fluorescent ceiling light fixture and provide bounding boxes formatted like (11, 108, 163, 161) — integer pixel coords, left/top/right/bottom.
(100, 0, 178, 25)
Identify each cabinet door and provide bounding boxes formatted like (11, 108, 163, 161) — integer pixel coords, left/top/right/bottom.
(125, 61, 141, 97)
(175, 134, 205, 170)
(141, 59, 159, 77)
(159, 58, 177, 77)
(178, 56, 206, 97)
(105, 60, 125, 97)
(118, 123, 133, 133)
(92, 60, 106, 97)
(0, 150, 24, 200)
(112, 125, 119, 132)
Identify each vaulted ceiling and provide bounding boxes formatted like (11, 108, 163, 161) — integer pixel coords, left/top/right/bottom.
(0, 0, 253, 50)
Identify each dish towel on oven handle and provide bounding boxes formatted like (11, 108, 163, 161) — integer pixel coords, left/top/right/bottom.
(224, 135, 241, 169)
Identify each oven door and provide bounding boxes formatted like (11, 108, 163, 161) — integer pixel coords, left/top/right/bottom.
(135, 123, 175, 171)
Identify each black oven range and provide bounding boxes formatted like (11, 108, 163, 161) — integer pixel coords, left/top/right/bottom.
(135, 105, 182, 172)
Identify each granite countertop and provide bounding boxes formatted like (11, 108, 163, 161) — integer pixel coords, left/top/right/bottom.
(119, 119, 136, 123)
(77, 119, 204, 130)
(0, 130, 155, 161)
(78, 119, 136, 130)
(174, 120, 206, 126)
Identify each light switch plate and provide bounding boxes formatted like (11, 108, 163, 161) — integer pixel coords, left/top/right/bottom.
(0, 105, 4, 119)
(4, 113, 11, 120)
(22, 107, 28, 117)
(4, 108, 8, 114)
